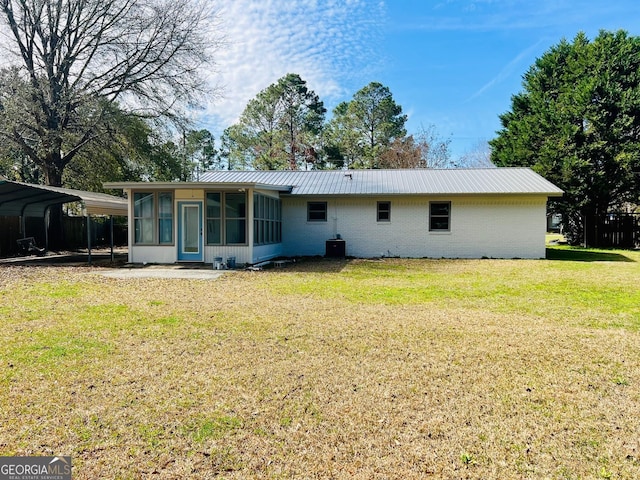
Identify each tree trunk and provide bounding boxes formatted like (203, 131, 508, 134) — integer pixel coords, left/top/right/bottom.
(42, 159, 65, 250)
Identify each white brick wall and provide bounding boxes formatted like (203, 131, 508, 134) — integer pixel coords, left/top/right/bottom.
(282, 195, 548, 259)
(128, 193, 549, 263)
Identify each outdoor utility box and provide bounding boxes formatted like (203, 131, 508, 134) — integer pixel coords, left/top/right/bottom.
(326, 239, 346, 258)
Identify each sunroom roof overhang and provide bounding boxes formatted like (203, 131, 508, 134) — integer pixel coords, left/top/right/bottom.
(104, 181, 294, 194)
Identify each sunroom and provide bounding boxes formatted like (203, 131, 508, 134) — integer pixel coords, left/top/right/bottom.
(107, 182, 289, 265)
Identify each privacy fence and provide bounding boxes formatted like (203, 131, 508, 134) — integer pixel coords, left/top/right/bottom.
(0, 216, 127, 257)
(584, 213, 640, 249)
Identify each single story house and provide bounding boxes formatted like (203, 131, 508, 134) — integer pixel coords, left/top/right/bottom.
(105, 168, 563, 265)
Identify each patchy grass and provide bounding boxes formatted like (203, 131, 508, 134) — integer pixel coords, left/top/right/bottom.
(0, 248, 639, 479)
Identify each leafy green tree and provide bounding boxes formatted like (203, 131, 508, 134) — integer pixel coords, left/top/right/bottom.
(491, 30, 640, 245)
(326, 82, 407, 168)
(180, 129, 218, 181)
(219, 124, 253, 171)
(65, 113, 191, 190)
(226, 73, 325, 170)
(0, 0, 217, 246)
(322, 101, 361, 168)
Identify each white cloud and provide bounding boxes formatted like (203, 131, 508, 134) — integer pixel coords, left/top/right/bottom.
(199, 0, 386, 134)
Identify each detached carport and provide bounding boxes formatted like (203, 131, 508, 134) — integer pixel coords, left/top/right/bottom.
(0, 178, 127, 263)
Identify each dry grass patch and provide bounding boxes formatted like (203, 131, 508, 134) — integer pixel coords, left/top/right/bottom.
(1, 249, 639, 478)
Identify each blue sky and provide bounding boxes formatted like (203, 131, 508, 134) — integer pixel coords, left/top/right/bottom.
(201, 0, 640, 161)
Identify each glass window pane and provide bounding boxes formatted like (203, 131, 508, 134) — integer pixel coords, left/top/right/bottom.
(226, 219, 246, 244)
(206, 193, 221, 218)
(226, 193, 246, 218)
(431, 203, 450, 216)
(134, 193, 154, 218)
(159, 219, 173, 243)
(430, 217, 450, 230)
(158, 193, 173, 243)
(183, 205, 200, 253)
(254, 193, 259, 219)
(207, 219, 221, 245)
(159, 193, 172, 217)
(135, 218, 154, 243)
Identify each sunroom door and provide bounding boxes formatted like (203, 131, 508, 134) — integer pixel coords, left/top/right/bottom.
(177, 201, 203, 262)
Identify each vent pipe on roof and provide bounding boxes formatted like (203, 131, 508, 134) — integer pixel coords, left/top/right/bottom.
(345, 173, 352, 180)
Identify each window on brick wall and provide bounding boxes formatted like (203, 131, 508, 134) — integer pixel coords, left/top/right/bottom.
(307, 202, 327, 222)
(377, 201, 391, 222)
(429, 202, 451, 231)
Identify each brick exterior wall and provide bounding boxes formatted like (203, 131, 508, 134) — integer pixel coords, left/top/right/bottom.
(282, 195, 548, 259)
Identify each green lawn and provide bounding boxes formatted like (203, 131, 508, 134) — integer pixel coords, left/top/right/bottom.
(1, 246, 639, 479)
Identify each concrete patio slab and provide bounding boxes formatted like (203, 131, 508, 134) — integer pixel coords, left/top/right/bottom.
(98, 268, 226, 280)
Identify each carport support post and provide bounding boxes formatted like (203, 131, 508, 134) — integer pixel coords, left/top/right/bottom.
(110, 215, 114, 262)
(87, 214, 92, 265)
(44, 207, 50, 252)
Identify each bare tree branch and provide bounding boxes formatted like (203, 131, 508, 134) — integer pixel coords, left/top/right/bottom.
(0, 0, 221, 186)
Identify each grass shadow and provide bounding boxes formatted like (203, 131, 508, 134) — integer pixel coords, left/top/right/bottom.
(268, 257, 352, 273)
(546, 247, 636, 262)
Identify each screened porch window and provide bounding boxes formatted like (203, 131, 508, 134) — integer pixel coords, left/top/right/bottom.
(254, 193, 282, 245)
(225, 193, 246, 244)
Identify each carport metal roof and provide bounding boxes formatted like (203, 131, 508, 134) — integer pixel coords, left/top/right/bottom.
(0, 178, 127, 217)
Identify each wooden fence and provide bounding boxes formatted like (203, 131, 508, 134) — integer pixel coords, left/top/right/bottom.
(585, 213, 640, 249)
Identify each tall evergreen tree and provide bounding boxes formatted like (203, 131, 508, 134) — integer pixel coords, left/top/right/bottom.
(325, 82, 407, 168)
(226, 73, 325, 170)
(491, 30, 640, 245)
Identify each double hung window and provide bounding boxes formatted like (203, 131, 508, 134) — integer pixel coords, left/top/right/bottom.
(307, 202, 327, 222)
(429, 202, 451, 231)
(377, 201, 391, 222)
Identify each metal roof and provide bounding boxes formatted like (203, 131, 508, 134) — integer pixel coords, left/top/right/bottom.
(0, 179, 128, 217)
(196, 168, 563, 196)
